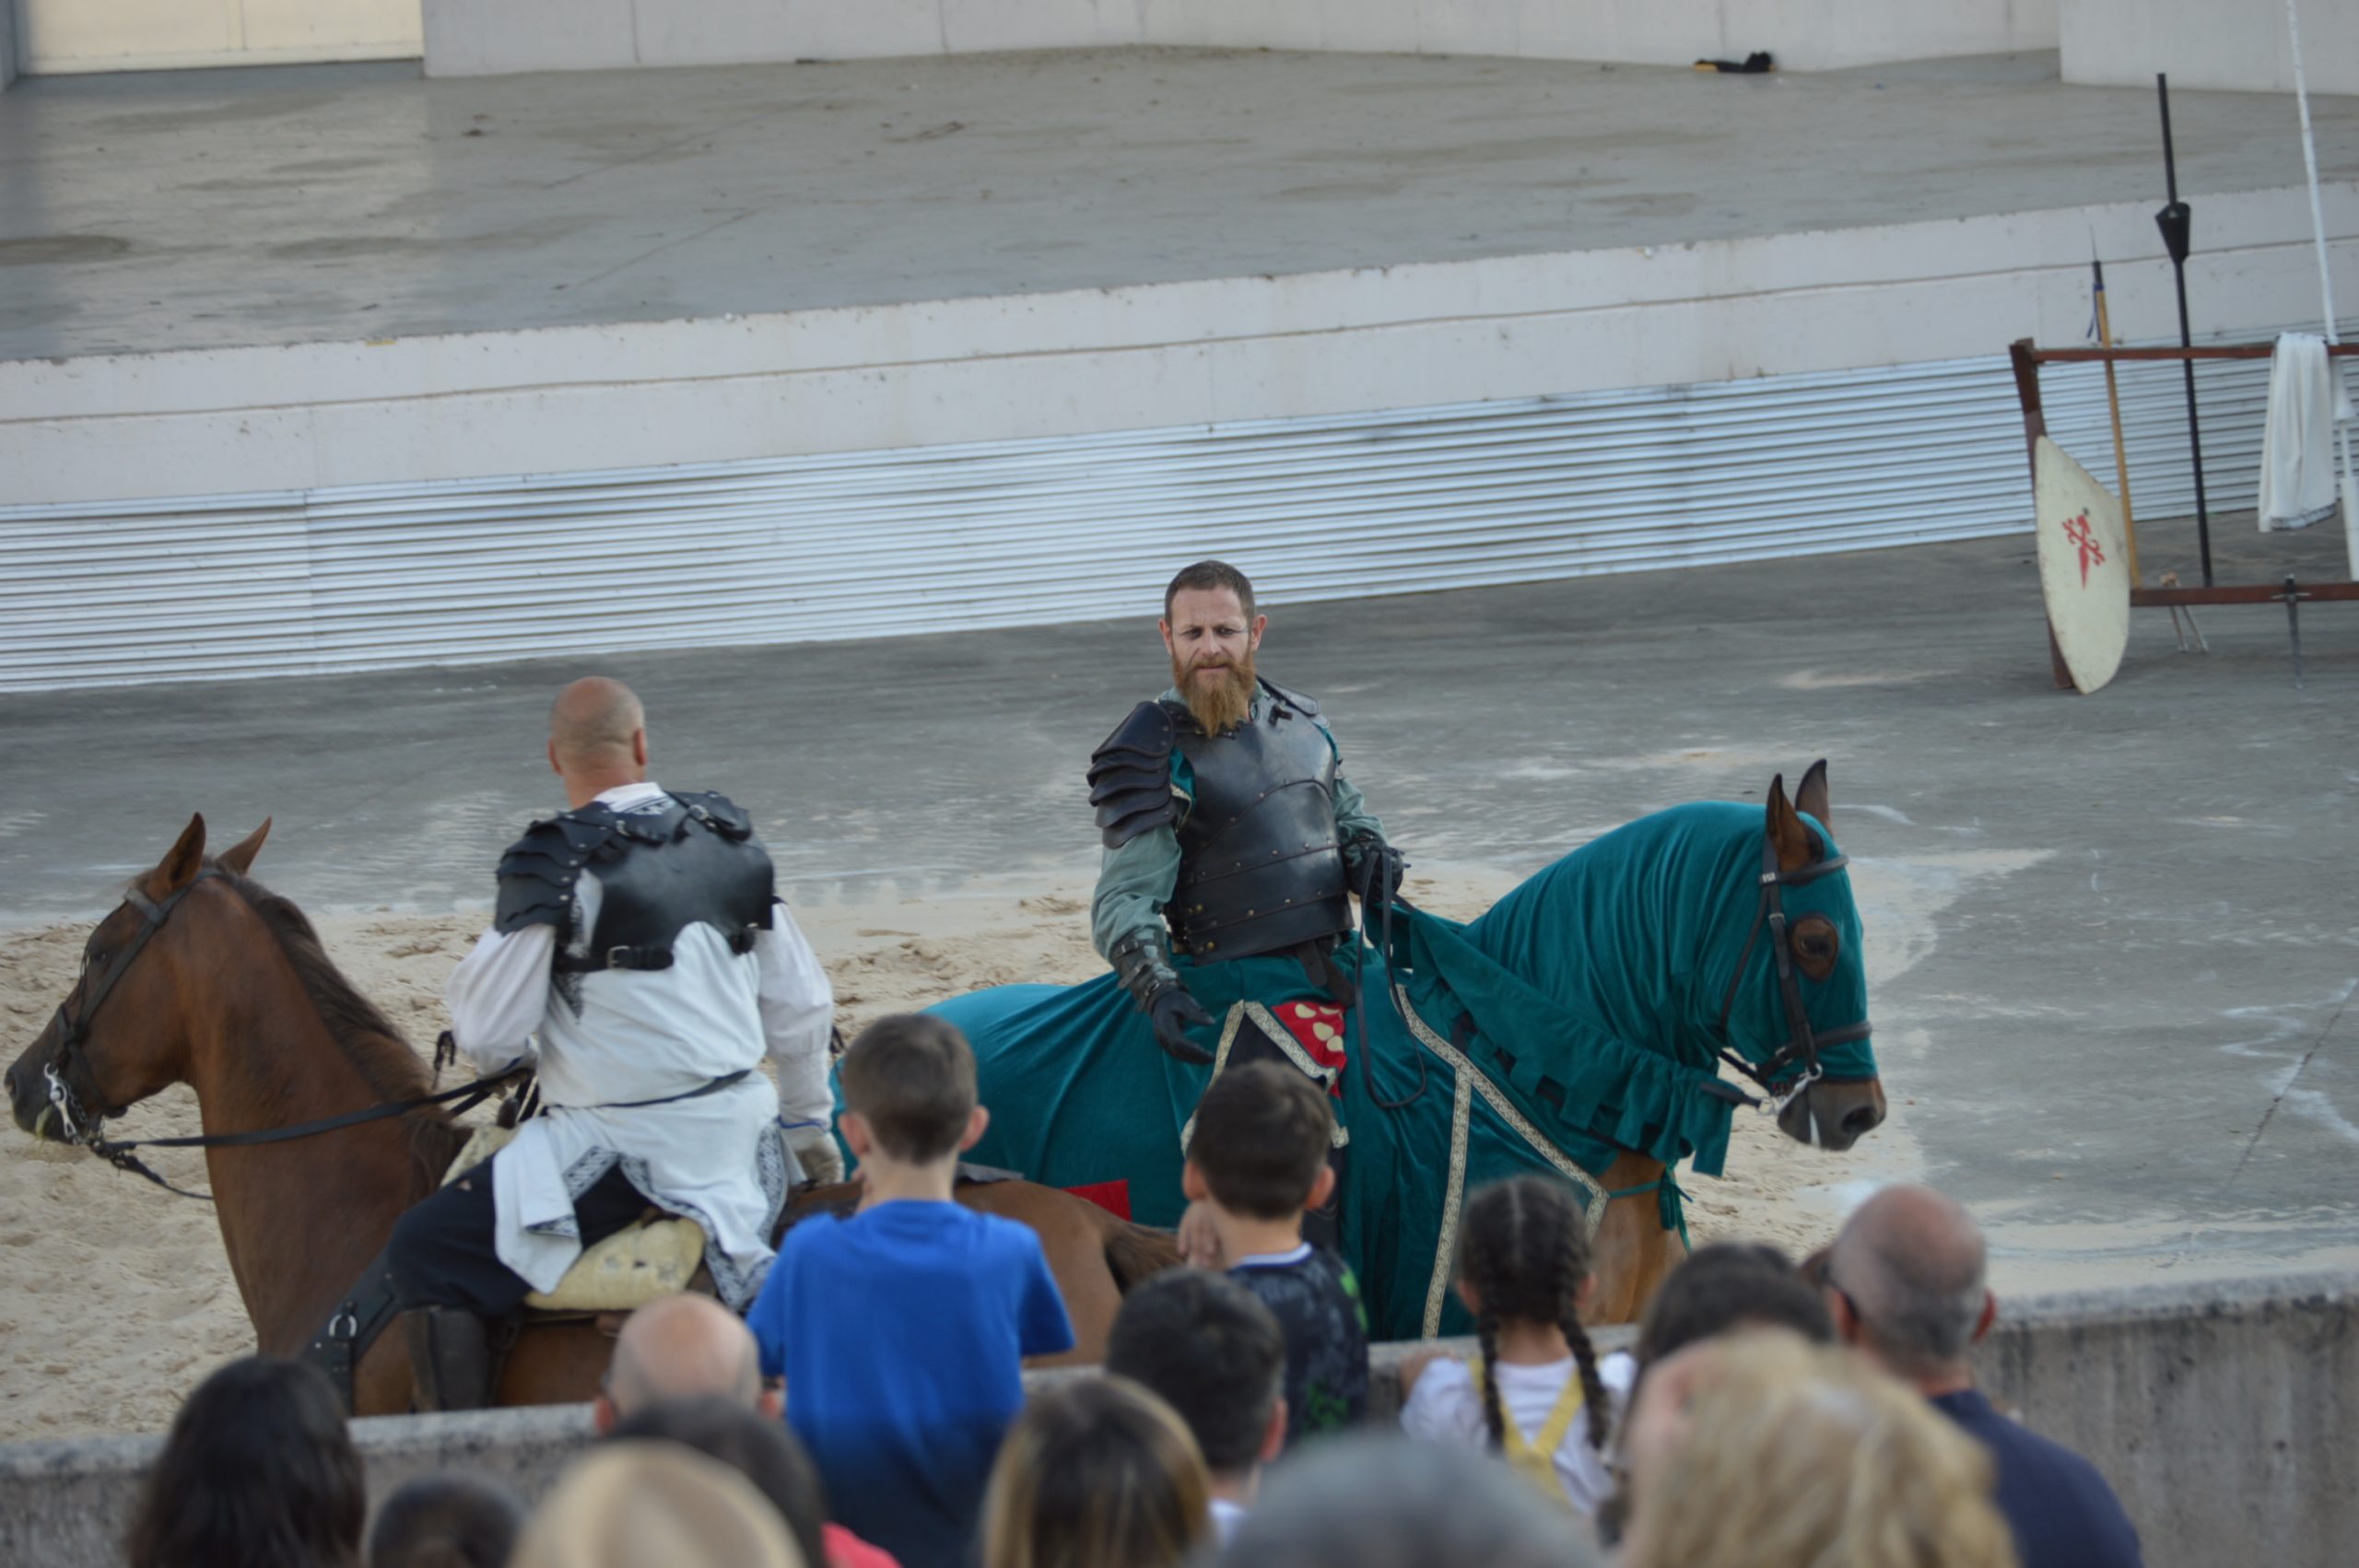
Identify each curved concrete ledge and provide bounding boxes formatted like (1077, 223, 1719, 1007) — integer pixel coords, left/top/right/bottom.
(1, 1272, 2347, 1568)
(418, 1, 2059, 79)
(6, 189, 2348, 510)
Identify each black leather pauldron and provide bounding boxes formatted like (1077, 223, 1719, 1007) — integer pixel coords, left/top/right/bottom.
(493, 814, 612, 934)
(492, 790, 773, 975)
(1088, 700, 1182, 848)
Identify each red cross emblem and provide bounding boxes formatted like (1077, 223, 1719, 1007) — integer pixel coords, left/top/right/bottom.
(2061, 511, 2106, 587)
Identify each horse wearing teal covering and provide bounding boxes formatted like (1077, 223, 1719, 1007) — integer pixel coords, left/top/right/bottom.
(932, 766, 1886, 1340)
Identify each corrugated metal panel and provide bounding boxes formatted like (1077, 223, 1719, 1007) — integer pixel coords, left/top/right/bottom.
(0, 325, 2335, 691)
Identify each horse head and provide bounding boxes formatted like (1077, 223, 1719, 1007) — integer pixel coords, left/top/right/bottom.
(6, 813, 271, 1140)
(1740, 763, 1886, 1153)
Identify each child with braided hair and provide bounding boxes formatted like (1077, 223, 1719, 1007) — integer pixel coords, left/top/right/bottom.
(1397, 1176, 1633, 1517)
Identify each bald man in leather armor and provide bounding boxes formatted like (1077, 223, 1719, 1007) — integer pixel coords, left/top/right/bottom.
(387, 678, 838, 1410)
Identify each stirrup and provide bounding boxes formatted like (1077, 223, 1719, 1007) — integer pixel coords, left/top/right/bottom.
(403, 1307, 495, 1412)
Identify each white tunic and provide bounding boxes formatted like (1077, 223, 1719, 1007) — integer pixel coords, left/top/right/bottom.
(445, 781, 836, 1307)
(1399, 1348, 1637, 1515)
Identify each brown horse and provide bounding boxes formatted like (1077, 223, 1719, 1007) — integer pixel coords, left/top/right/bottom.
(1579, 764, 1884, 1323)
(1576, 764, 1888, 1322)
(3, 814, 1178, 1413)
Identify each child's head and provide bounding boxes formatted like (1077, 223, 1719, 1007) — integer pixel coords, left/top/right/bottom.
(1182, 1062, 1334, 1223)
(836, 1013, 982, 1165)
(1634, 1242, 1833, 1372)
(368, 1473, 526, 1568)
(1105, 1268, 1288, 1484)
(1595, 1244, 1835, 1547)
(980, 1375, 1212, 1568)
(1456, 1176, 1611, 1452)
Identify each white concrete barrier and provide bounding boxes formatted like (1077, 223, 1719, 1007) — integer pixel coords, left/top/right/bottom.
(2, 1271, 2351, 1568)
(5, 189, 2350, 510)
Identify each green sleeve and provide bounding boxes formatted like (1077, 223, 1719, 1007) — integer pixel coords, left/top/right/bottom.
(1324, 727, 1385, 846)
(1091, 826, 1181, 961)
(1333, 770, 1384, 846)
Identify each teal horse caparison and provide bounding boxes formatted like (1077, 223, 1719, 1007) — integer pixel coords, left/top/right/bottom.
(930, 797, 1879, 1341)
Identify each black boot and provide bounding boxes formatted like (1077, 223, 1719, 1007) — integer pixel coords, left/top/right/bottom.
(403, 1307, 494, 1411)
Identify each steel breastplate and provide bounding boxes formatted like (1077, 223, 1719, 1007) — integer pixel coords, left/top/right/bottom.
(1168, 697, 1351, 960)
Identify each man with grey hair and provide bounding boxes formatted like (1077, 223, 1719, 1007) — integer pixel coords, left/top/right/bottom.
(1827, 1185, 2142, 1568)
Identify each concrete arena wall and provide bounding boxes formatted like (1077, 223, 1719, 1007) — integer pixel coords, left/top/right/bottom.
(2063, 0, 2359, 98)
(2, 1273, 2353, 1568)
(4, 188, 2352, 510)
(418, 0, 2059, 79)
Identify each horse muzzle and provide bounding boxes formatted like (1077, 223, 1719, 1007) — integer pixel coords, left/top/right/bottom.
(5, 1058, 58, 1138)
(5, 1047, 103, 1142)
(1778, 1078, 1887, 1152)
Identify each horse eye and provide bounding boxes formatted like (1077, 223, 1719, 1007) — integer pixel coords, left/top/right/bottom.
(1793, 918, 1840, 981)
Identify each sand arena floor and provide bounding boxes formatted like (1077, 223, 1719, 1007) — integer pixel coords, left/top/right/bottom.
(0, 873, 1834, 1441)
(5, 521, 2356, 1440)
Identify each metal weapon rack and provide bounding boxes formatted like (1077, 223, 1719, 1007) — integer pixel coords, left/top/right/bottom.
(2008, 336, 2359, 689)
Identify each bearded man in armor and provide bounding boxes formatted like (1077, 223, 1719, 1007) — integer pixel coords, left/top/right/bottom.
(386, 677, 839, 1411)
(1088, 561, 1407, 1068)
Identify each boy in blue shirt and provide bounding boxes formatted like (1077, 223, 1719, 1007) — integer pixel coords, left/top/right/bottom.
(746, 1014, 1074, 1568)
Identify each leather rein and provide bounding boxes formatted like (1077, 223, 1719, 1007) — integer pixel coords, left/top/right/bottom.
(39, 869, 515, 1202)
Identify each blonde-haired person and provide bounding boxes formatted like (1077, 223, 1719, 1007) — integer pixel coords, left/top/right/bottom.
(980, 1376, 1213, 1568)
(510, 1442, 803, 1568)
(1620, 1331, 2018, 1568)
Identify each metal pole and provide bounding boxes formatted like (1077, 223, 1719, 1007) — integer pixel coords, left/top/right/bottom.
(2283, 0, 2359, 579)
(2154, 74, 2214, 586)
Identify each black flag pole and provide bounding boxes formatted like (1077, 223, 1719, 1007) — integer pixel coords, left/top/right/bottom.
(2154, 73, 2214, 585)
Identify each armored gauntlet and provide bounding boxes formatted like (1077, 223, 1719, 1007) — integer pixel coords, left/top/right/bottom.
(1110, 931, 1215, 1065)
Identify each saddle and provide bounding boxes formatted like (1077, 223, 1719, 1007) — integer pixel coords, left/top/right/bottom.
(434, 1130, 1039, 1316)
(301, 1123, 1035, 1412)
(442, 1126, 710, 1314)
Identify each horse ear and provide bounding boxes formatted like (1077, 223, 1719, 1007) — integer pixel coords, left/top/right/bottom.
(149, 813, 207, 897)
(1766, 776, 1814, 873)
(217, 818, 271, 877)
(1794, 759, 1832, 835)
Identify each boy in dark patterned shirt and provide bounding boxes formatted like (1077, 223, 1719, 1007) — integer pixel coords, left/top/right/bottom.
(1180, 1061, 1369, 1445)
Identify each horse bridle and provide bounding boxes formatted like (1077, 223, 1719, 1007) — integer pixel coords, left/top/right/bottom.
(1713, 832, 1873, 1116)
(39, 868, 514, 1202)
(39, 870, 227, 1168)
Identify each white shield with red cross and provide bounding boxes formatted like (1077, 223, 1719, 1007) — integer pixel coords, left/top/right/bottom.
(2034, 436, 2131, 695)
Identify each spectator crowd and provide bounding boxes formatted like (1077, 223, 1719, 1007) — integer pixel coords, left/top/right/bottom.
(123, 1016, 2142, 1568)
